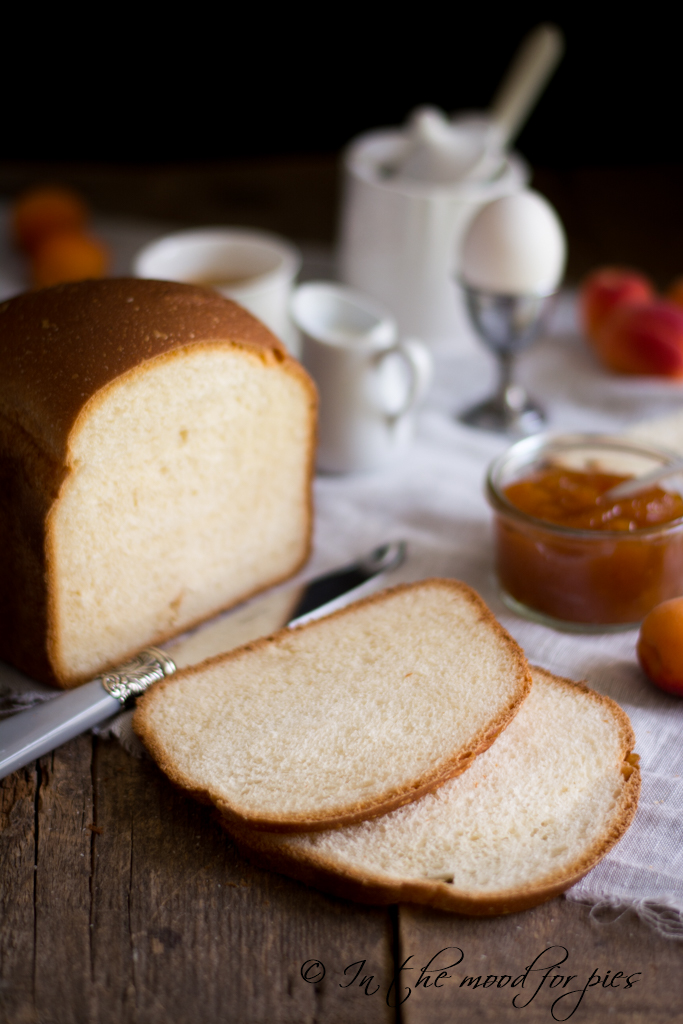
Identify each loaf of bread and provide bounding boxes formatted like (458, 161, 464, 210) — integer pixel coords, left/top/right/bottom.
(134, 579, 532, 831)
(0, 279, 316, 687)
(229, 667, 640, 915)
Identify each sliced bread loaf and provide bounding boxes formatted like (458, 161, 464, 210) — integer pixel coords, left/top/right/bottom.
(0, 279, 316, 687)
(228, 667, 639, 915)
(134, 579, 532, 832)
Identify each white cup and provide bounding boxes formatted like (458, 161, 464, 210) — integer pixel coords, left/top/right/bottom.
(133, 227, 302, 356)
(338, 129, 529, 351)
(291, 282, 432, 473)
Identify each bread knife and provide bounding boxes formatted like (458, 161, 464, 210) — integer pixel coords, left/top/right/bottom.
(0, 541, 406, 780)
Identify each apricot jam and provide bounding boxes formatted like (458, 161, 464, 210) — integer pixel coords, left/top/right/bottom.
(504, 468, 683, 533)
(487, 438, 683, 629)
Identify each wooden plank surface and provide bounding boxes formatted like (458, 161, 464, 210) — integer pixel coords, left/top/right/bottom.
(0, 755, 36, 1024)
(1, 735, 682, 1022)
(34, 736, 94, 1024)
(1, 737, 395, 1024)
(398, 901, 683, 1024)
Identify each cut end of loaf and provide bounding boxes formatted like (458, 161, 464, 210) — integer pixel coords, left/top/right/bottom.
(46, 341, 315, 685)
(135, 578, 532, 831)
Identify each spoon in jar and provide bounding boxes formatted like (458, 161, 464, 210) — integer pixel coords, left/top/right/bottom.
(602, 456, 683, 501)
(389, 24, 564, 185)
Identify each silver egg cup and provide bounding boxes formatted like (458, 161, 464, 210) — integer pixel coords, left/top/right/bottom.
(458, 284, 554, 436)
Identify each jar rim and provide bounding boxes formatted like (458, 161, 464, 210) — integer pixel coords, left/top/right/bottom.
(486, 431, 683, 539)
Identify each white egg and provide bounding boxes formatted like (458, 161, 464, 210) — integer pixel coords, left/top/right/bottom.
(461, 190, 567, 295)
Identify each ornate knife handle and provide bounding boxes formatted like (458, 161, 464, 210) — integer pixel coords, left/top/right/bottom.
(99, 647, 177, 704)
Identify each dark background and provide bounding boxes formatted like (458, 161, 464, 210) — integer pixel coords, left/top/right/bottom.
(2, 10, 678, 166)
(1, 10, 681, 282)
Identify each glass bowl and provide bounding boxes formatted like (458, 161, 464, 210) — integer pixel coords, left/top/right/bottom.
(486, 433, 683, 632)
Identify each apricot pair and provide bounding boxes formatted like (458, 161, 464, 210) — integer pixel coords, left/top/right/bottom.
(11, 186, 109, 287)
(580, 268, 683, 377)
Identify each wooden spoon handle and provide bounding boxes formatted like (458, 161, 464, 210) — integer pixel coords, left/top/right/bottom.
(489, 23, 564, 146)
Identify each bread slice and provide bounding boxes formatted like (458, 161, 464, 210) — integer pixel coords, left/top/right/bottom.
(0, 279, 316, 687)
(228, 668, 639, 915)
(134, 579, 532, 832)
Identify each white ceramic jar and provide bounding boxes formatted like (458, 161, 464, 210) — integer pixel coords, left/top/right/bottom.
(338, 129, 529, 351)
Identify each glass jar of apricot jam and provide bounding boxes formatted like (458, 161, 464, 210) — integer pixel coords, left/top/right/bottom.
(486, 434, 683, 631)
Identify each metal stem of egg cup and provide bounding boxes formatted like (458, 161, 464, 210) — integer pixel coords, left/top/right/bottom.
(458, 284, 555, 437)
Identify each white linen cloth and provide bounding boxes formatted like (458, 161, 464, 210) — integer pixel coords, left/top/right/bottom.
(303, 294, 683, 937)
(1, 218, 683, 936)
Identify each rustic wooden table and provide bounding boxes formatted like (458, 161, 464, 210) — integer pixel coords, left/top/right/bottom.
(2, 737, 681, 1024)
(1, 158, 682, 1024)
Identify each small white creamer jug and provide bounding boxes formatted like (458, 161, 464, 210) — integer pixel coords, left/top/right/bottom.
(291, 282, 432, 473)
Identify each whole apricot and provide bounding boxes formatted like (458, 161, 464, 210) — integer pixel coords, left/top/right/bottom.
(638, 598, 683, 695)
(31, 231, 109, 288)
(580, 267, 653, 343)
(593, 300, 683, 376)
(12, 186, 89, 253)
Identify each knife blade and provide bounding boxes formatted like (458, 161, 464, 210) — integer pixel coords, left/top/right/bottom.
(0, 541, 406, 780)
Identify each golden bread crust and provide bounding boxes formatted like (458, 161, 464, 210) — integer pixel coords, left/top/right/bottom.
(134, 578, 532, 831)
(0, 278, 295, 459)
